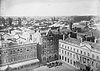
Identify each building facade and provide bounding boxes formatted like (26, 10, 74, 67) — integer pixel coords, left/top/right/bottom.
(37, 30, 59, 64)
(59, 33, 100, 71)
(0, 43, 39, 71)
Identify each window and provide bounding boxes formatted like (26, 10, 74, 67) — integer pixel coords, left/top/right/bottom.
(62, 56, 64, 60)
(73, 48, 75, 51)
(77, 55, 79, 60)
(68, 46, 69, 49)
(70, 59, 72, 64)
(30, 35, 32, 40)
(84, 52, 86, 55)
(65, 46, 66, 49)
(20, 49, 23, 52)
(59, 49, 61, 53)
(62, 44, 64, 47)
(65, 57, 67, 61)
(70, 53, 72, 58)
(67, 52, 69, 56)
(88, 53, 90, 56)
(73, 61, 75, 66)
(96, 63, 98, 68)
(65, 51, 66, 55)
(80, 50, 82, 54)
(4, 51, 7, 54)
(97, 56, 99, 60)
(68, 58, 69, 63)
(10, 50, 13, 54)
(77, 49, 79, 52)
(92, 61, 94, 66)
(43, 57, 46, 61)
(60, 55, 61, 59)
(17, 49, 20, 51)
(70, 47, 72, 50)
(92, 54, 95, 58)
(27, 49, 29, 51)
(73, 54, 75, 59)
(62, 50, 64, 53)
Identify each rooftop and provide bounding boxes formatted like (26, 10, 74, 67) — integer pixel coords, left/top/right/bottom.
(87, 41, 100, 51)
(60, 37, 100, 52)
(65, 37, 81, 45)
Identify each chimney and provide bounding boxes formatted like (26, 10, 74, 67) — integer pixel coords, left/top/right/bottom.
(91, 32, 93, 37)
(95, 38, 97, 43)
(63, 34, 65, 40)
(69, 22, 73, 30)
(80, 37, 83, 43)
(68, 32, 70, 38)
(57, 28, 60, 33)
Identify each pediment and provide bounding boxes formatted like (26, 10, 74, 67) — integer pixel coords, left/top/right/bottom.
(80, 43, 92, 51)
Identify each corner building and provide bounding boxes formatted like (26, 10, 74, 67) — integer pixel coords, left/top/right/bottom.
(59, 33, 100, 71)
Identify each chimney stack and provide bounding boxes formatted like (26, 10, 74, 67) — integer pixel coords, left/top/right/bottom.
(68, 32, 70, 38)
(63, 34, 65, 40)
(69, 22, 73, 30)
(95, 38, 97, 43)
(91, 32, 93, 37)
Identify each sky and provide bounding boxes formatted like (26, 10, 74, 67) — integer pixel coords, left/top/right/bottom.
(1, 0, 100, 16)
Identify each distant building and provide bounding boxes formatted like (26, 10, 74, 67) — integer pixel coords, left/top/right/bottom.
(59, 32, 100, 71)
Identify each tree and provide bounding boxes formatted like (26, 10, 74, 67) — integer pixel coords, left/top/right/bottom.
(73, 16, 93, 23)
(0, 17, 6, 29)
(17, 17, 22, 27)
(6, 17, 13, 27)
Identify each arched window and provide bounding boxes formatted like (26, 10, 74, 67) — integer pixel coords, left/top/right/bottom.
(43, 57, 46, 61)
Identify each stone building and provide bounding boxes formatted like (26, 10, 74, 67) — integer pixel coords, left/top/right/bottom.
(0, 43, 39, 71)
(59, 32, 100, 71)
